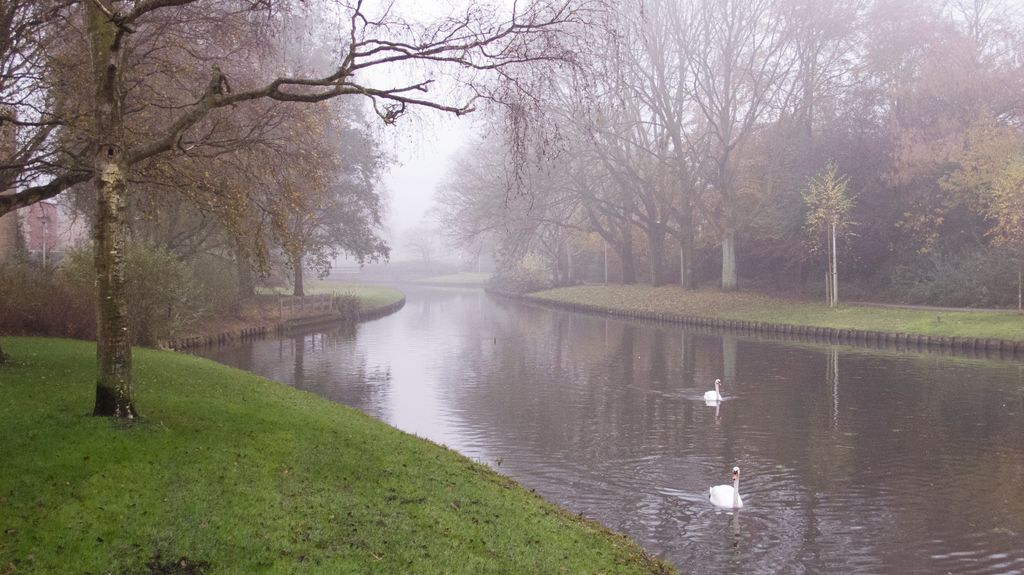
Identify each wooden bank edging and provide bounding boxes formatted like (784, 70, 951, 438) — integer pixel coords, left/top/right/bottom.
(488, 289, 1024, 359)
(159, 296, 407, 351)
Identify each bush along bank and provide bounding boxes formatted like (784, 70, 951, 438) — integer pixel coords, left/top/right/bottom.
(0, 338, 674, 575)
(490, 285, 1024, 360)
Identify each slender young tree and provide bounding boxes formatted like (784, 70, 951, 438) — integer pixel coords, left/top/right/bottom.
(803, 161, 853, 307)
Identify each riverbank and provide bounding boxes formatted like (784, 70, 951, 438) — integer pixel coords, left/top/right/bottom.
(414, 272, 491, 287)
(163, 282, 406, 350)
(0, 337, 673, 575)
(516, 285, 1024, 353)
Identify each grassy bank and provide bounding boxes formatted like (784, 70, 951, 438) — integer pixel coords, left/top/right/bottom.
(263, 280, 404, 313)
(415, 272, 491, 286)
(0, 338, 671, 575)
(532, 285, 1024, 341)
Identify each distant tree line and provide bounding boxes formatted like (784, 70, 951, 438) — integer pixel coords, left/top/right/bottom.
(438, 0, 1024, 307)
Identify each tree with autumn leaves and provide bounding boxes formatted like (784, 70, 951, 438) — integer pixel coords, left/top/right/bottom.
(0, 0, 579, 418)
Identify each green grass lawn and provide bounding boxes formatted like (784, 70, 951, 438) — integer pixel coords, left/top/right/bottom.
(533, 285, 1024, 341)
(0, 338, 672, 575)
(262, 281, 404, 313)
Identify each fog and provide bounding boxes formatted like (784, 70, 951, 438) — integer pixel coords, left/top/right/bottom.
(381, 112, 472, 263)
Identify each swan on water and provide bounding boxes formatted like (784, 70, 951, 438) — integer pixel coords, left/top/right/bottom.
(703, 378, 723, 402)
(709, 466, 744, 509)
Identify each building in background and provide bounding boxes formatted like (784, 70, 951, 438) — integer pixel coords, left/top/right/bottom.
(24, 201, 58, 265)
(0, 106, 15, 261)
(0, 199, 89, 265)
(0, 196, 16, 261)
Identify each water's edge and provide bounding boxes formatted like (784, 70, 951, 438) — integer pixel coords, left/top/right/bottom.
(490, 289, 1023, 360)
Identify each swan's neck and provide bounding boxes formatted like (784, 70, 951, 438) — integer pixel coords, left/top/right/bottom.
(715, 381, 721, 399)
(733, 477, 740, 507)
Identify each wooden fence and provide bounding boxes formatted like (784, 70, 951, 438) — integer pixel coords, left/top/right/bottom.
(278, 294, 336, 320)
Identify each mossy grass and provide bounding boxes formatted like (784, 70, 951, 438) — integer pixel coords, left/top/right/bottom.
(532, 285, 1024, 341)
(0, 338, 672, 574)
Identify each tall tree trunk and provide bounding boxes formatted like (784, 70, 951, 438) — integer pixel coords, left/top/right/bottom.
(679, 204, 695, 290)
(236, 250, 255, 300)
(89, 1, 136, 418)
(831, 222, 838, 307)
(620, 240, 636, 284)
(717, 147, 739, 291)
(238, 261, 254, 299)
(648, 223, 666, 286)
(292, 252, 305, 296)
(721, 227, 737, 291)
(620, 222, 636, 284)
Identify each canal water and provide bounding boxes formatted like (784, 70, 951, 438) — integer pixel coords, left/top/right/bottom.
(197, 287, 1024, 574)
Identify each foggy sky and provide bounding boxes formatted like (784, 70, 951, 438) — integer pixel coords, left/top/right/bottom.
(380, 108, 472, 262)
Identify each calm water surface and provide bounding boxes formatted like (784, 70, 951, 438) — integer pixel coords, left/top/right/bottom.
(198, 287, 1024, 574)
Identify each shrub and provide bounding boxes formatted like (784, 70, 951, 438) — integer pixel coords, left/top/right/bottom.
(63, 243, 202, 345)
(0, 260, 95, 339)
(191, 254, 240, 316)
(334, 294, 361, 320)
(880, 246, 1021, 307)
(487, 254, 554, 294)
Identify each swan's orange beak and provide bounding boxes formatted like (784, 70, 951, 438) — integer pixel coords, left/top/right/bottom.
(732, 470, 738, 480)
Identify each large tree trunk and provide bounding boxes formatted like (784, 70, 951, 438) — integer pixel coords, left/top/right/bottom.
(679, 203, 695, 290)
(648, 223, 667, 286)
(238, 261, 254, 299)
(721, 227, 737, 291)
(93, 156, 136, 417)
(90, 1, 136, 418)
(680, 239, 694, 289)
(719, 157, 738, 291)
(236, 250, 255, 300)
(620, 223, 636, 284)
(292, 252, 305, 296)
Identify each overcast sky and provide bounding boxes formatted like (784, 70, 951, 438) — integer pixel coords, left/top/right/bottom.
(379, 109, 474, 261)
(348, 0, 502, 262)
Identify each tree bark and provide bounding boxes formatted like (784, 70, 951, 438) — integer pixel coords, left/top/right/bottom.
(679, 204, 695, 290)
(620, 233, 636, 285)
(719, 152, 738, 291)
(236, 249, 255, 300)
(93, 156, 136, 417)
(721, 227, 737, 291)
(89, 1, 136, 418)
(648, 223, 667, 286)
(292, 252, 305, 296)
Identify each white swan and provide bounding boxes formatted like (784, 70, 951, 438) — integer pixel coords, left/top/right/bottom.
(709, 466, 744, 509)
(703, 378, 723, 402)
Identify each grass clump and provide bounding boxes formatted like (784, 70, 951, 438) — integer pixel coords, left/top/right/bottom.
(0, 338, 672, 575)
(533, 285, 1024, 341)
